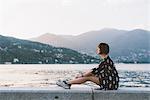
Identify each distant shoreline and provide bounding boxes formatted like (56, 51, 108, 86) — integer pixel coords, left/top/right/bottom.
(0, 63, 150, 65)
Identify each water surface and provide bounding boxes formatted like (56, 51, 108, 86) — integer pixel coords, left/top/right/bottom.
(0, 64, 149, 88)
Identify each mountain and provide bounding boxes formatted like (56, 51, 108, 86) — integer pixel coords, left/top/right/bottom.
(31, 33, 75, 48)
(30, 28, 150, 63)
(111, 29, 150, 63)
(72, 28, 127, 52)
(0, 35, 99, 64)
(31, 28, 127, 53)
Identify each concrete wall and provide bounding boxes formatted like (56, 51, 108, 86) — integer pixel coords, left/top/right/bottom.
(93, 90, 150, 100)
(0, 85, 149, 100)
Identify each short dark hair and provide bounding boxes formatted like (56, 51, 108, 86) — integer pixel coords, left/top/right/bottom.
(98, 43, 109, 54)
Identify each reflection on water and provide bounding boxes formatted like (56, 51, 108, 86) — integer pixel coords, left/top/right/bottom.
(0, 64, 149, 88)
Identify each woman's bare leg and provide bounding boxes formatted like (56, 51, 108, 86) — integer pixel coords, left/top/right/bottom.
(68, 76, 100, 85)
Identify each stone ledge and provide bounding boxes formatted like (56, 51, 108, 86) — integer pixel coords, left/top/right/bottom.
(0, 85, 149, 100)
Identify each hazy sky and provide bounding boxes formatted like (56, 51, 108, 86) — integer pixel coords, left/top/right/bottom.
(0, 0, 149, 39)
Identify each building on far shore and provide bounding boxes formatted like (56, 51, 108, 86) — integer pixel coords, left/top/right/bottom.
(4, 62, 12, 64)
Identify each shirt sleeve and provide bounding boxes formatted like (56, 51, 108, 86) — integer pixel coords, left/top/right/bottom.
(91, 63, 104, 75)
(91, 67, 97, 75)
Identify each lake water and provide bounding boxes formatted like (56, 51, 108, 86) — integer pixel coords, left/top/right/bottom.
(0, 64, 149, 88)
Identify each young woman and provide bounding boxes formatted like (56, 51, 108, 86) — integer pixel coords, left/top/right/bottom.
(56, 43, 119, 90)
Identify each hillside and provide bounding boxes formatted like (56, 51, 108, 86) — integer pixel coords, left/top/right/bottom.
(0, 35, 99, 64)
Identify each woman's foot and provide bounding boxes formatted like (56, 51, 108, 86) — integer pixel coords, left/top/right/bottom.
(56, 80, 71, 89)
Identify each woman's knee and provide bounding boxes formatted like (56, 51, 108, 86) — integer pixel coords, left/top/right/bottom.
(81, 76, 90, 81)
(84, 76, 95, 81)
(88, 76, 100, 84)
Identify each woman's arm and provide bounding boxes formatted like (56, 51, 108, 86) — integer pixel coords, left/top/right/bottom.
(82, 65, 99, 77)
(76, 69, 93, 78)
(82, 69, 93, 77)
(75, 65, 99, 78)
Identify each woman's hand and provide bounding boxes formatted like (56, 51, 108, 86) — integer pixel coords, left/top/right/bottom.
(75, 69, 93, 79)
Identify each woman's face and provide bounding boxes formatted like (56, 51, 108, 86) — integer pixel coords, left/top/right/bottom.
(96, 46, 100, 55)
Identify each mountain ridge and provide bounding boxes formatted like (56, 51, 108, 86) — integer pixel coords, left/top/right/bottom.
(30, 28, 150, 63)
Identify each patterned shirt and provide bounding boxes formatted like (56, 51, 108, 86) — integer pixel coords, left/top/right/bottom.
(91, 56, 119, 90)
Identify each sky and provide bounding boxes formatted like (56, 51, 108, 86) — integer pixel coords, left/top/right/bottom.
(0, 0, 149, 39)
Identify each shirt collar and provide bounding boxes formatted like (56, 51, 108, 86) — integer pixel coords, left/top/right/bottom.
(104, 55, 109, 61)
